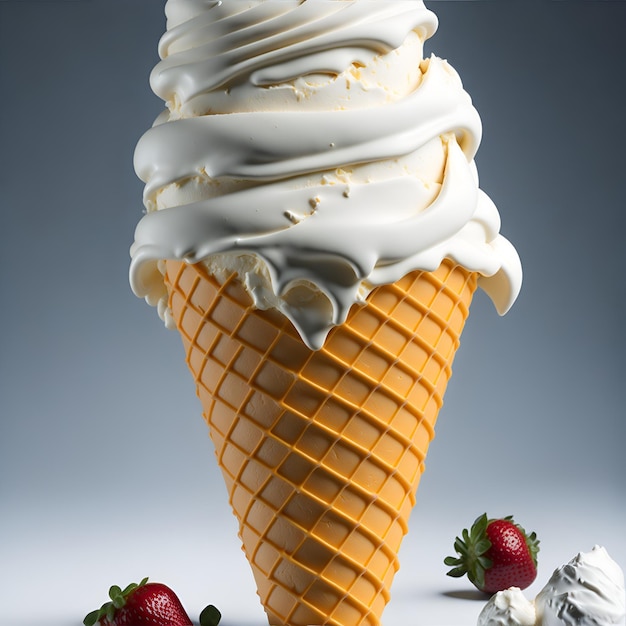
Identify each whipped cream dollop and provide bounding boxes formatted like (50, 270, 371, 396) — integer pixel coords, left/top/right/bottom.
(478, 587, 537, 626)
(130, 0, 522, 349)
(535, 546, 626, 626)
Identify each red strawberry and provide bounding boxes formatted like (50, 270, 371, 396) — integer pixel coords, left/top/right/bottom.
(444, 514, 539, 594)
(83, 578, 221, 626)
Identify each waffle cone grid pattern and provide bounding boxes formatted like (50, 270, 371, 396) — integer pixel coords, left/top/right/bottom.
(165, 259, 476, 626)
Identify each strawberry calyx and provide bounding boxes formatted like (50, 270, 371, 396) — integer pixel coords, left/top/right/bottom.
(444, 514, 492, 591)
(443, 514, 540, 592)
(83, 577, 150, 626)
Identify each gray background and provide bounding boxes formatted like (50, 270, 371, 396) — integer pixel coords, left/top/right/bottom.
(1, 1, 625, 625)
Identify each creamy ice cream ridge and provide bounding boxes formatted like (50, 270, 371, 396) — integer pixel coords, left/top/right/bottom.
(478, 588, 537, 626)
(535, 546, 626, 626)
(130, 0, 522, 349)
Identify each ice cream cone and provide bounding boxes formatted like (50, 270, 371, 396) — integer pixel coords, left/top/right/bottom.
(163, 257, 476, 626)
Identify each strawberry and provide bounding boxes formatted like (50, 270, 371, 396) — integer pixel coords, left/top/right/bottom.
(83, 578, 221, 626)
(444, 514, 539, 594)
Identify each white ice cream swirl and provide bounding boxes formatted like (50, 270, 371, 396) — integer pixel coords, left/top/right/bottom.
(130, 0, 522, 349)
(535, 546, 626, 626)
(478, 587, 537, 626)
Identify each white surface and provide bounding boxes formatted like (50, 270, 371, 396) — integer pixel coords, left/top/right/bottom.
(3, 483, 624, 625)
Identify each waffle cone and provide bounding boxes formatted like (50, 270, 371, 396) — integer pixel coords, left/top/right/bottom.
(164, 258, 477, 626)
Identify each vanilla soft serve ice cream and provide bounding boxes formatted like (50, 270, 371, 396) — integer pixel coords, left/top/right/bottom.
(478, 588, 537, 626)
(129, 0, 522, 349)
(535, 546, 626, 626)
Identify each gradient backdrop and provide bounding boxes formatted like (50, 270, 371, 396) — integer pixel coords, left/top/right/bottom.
(1, 1, 625, 625)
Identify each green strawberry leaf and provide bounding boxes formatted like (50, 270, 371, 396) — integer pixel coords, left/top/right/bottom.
(475, 539, 491, 554)
(83, 610, 100, 626)
(446, 566, 467, 578)
(472, 566, 485, 591)
(199, 604, 222, 626)
(122, 582, 138, 595)
(478, 556, 493, 569)
(453, 538, 467, 556)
